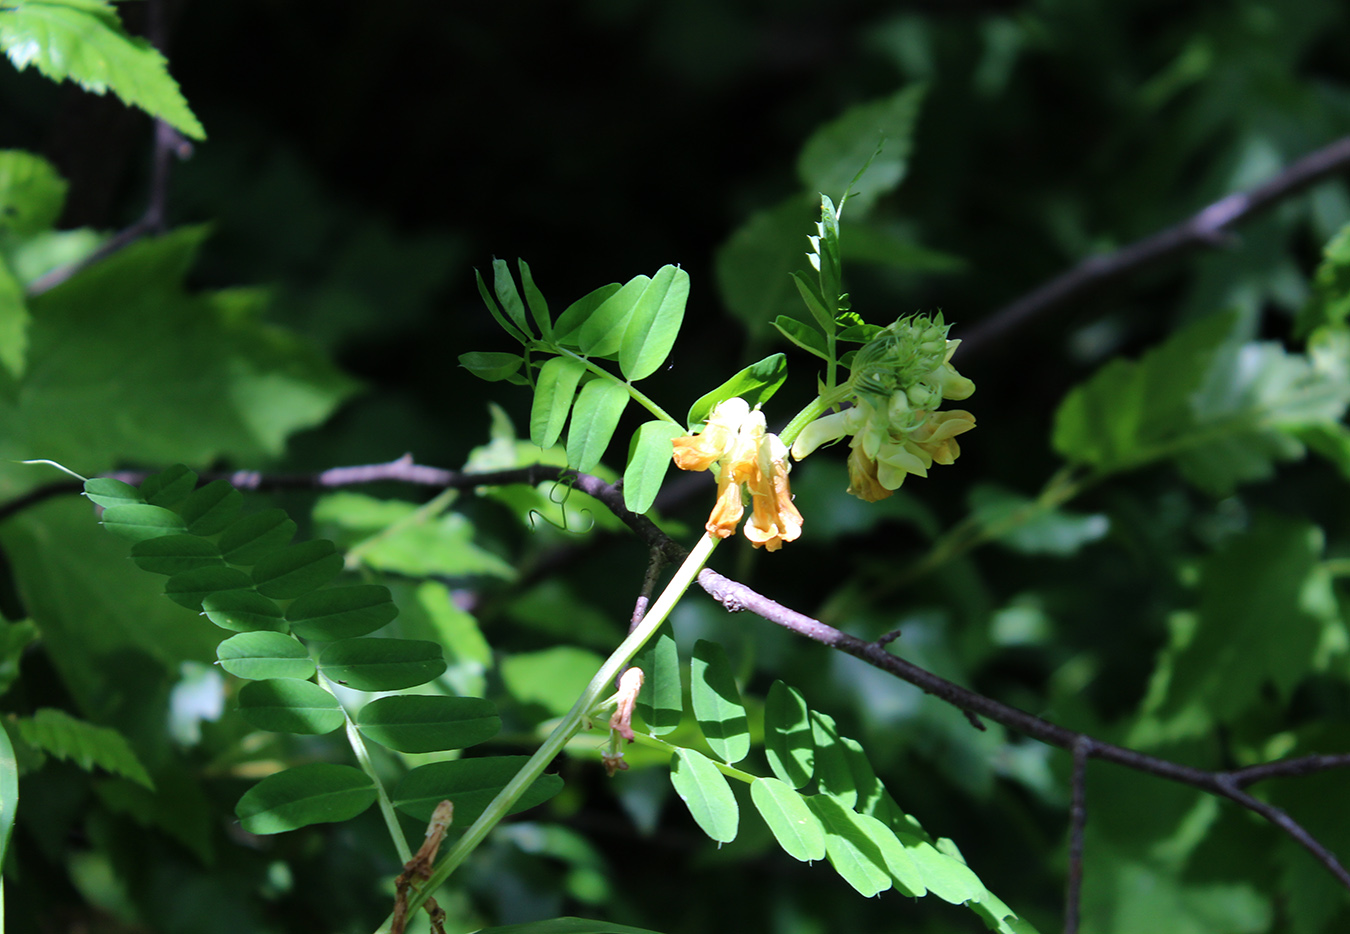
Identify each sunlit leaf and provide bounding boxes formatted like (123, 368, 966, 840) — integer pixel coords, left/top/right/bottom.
(0, 149, 66, 235)
(459, 350, 526, 383)
(237, 678, 344, 734)
(622, 420, 684, 514)
(669, 748, 738, 844)
(553, 283, 620, 347)
(772, 315, 829, 359)
(808, 795, 892, 897)
(531, 355, 588, 449)
(236, 763, 376, 834)
(750, 778, 825, 863)
(216, 631, 314, 681)
(764, 680, 814, 788)
(685, 354, 788, 431)
(577, 275, 648, 358)
(620, 264, 689, 381)
(634, 622, 681, 736)
(690, 639, 750, 764)
(566, 378, 629, 473)
(15, 707, 152, 788)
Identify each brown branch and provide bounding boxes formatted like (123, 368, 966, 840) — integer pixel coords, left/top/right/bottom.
(961, 134, 1350, 357)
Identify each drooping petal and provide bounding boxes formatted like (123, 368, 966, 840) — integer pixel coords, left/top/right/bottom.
(846, 444, 892, 502)
(706, 471, 745, 538)
(744, 434, 803, 551)
(672, 397, 752, 472)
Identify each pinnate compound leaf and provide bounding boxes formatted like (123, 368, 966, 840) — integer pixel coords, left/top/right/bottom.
(216, 632, 314, 681)
(0, 149, 67, 235)
(552, 283, 620, 347)
(286, 585, 398, 641)
(202, 589, 286, 633)
(577, 275, 648, 358)
(530, 355, 587, 449)
(566, 378, 629, 473)
(685, 353, 788, 431)
(317, 637, 447, 691)
(623, 420, 684, 514)
(764, 680, 814, 788)
(392, 756, 563, 824)
(218, 509, 296, 565)
(669, 748, 738, 844)
(356, 695, 500, 753)
(178, 479, 243, 536)
(750, 778, 826, 863)
(634, 622, 682, 735)
(99, 504, 186, 541)
(82, 477, 142, 509)
(471, 918, 669, 934)
(690, 639, 750, 764)
(620, 264, 689, 380)
(235, 763, 376, 834)
(459, 350, 525, 383)
(162, 565, 251, 610)
(129, 534, 223, 575)
(251, 540, 342, 599)
(15, 708, 151, 788)
(808, 795, 892, 897)
(237, 679, 344, 735)
(0, 0, 205, 139)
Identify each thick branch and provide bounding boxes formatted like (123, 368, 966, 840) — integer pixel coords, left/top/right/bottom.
(961, 134, 1350, 356)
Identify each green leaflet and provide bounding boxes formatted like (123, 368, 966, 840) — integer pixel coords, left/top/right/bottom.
(236, 679, 344, 735)
(392, 756, 563, 824)
(216, 632, 314, 681)
(218, 509, 297, 565)
(99, 504, 186, 542)
(81, 477, 142, 509)
(355, 695, 500, 753)
(715, 193, 821, 338)
(772, 314, 829, 359)
(163, 565, 252, 610)
(316, 637, 447, 691)
(458, 350, 526, 382)
(129, 534, 224, 575)
(0, 149, 67, 236)
(750, 778, 826, 863)
(670, 748, 738, 843)
(141, 464, 196, 507)
(567, 378, 629, 473)
(492, 257, 533, 338)
(531, 356, 587, 449)
(14, 708, 152, 788)
(690, 639, 750, 764)
(251, 539, 342, 599)
(764, 680, 814, 788)
(202, 590, 286, 634)
(685, 353, 788, 431)
(634, 622, 682, 735)
(808, 795, 892, 897)
(286, 584, 399, 641)
(577, 275, 648, 358)
(552, 283, 620, 347)
(235, 763, 376, 835)
(810, 710, 857, 806)
(619, 264, 689, 381)
(518, 259, 553, 341)
(0, 0, 205, 139)
(177, 480, 243, 536)
(622, 420, 684, 515)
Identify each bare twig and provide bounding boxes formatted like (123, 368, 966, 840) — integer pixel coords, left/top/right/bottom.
(961, 134, 1350, 356)
(1065, 736, 1092, 934)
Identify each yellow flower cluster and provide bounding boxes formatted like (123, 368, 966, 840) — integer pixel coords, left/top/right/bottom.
(671, 397, 803, 551)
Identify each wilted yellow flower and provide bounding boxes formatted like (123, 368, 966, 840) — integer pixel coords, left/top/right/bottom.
(672, 398, 802, 549)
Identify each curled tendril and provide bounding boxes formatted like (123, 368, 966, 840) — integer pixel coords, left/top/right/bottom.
(524, 478, 595, 533)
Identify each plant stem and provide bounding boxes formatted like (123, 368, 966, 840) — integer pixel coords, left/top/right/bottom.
(397, 531, 722, 921)
(779, 383, 853, 449)
(554, 346, 680, 425)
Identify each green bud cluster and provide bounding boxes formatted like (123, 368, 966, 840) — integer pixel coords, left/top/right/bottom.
(848, 314, 962, 431)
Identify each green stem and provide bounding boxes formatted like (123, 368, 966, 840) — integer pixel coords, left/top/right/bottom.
(398, 531, 722, 922)
(779, 383, 854, 449)
(625, 732, 759, 784)
(554, 346, 680, 425)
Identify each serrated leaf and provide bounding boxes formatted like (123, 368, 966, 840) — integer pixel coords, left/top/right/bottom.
(772, 315, 829, 359)
(0, 149, 66, 234)
(286, 585, 398, 641)
(1296, 220, 1350, 337)
(764, 680, 813, 788)
(15, 708, 152, 788)
(620, 265, 689, 380)
(577, 275, 649, 359)
(623, 420, 684, 514)
(566, 378, 629, 473)
(237, 678, 344, 735)
(82, 477, 142, 509)
(392, 756, 563, 824)
(201, 589, 286, 633)
(129, 533, 223, 575)
(355, 695, 500, 753)
(634, 622, 681, 735)
(178, 479, 243, 536)
(751, 777, 826, 863)
(235, 763, 376, 834)
(317, 637, 447, 691)
(552, 283, 620, 347)
(669, 748, 738, 843)
(162, 565, 252, 610)
(458, 350, 525, 382)
(99, 503, 186, 541)
(797, 84, 927, 216)
(690, 640, 750, 764)
(251, 539, 342, 599)
(685, 354, 788, 431)
(216, 632, 314, 681)
(531, 355, 587, 449)
(218, 509, 297, 565)
(808, 795, 892, 897)
(0, 0, 205, 139)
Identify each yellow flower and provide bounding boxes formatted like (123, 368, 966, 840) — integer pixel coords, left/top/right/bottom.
(672, 398, 802, 549)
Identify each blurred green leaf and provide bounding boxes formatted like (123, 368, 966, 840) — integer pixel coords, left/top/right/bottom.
(235, 763, 376, 834)
(0, 0, 205, 138)
(317, 637, 446, 691)
(1295, 220, 1350, 337)
(392, 756, 563, 823)
(0, 149, 66, 235)
(619, 264, 689, 381)
(715, 193, 819, 338)
(690, 639, 749, 765)
(15, 708, 152, 788)
(669, 748, 738, 844)
(967, 484, 1110, 557)
(471, 919, 668, 934)
(236, 679, 344, 735)
(566, 378, 629, 473)
(216, 631, 314, 681)
(0, 256, 27, 378)
(355, 695, 500, 753)
(285, 585, 398, 641)
(500, 646, 603, 718)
